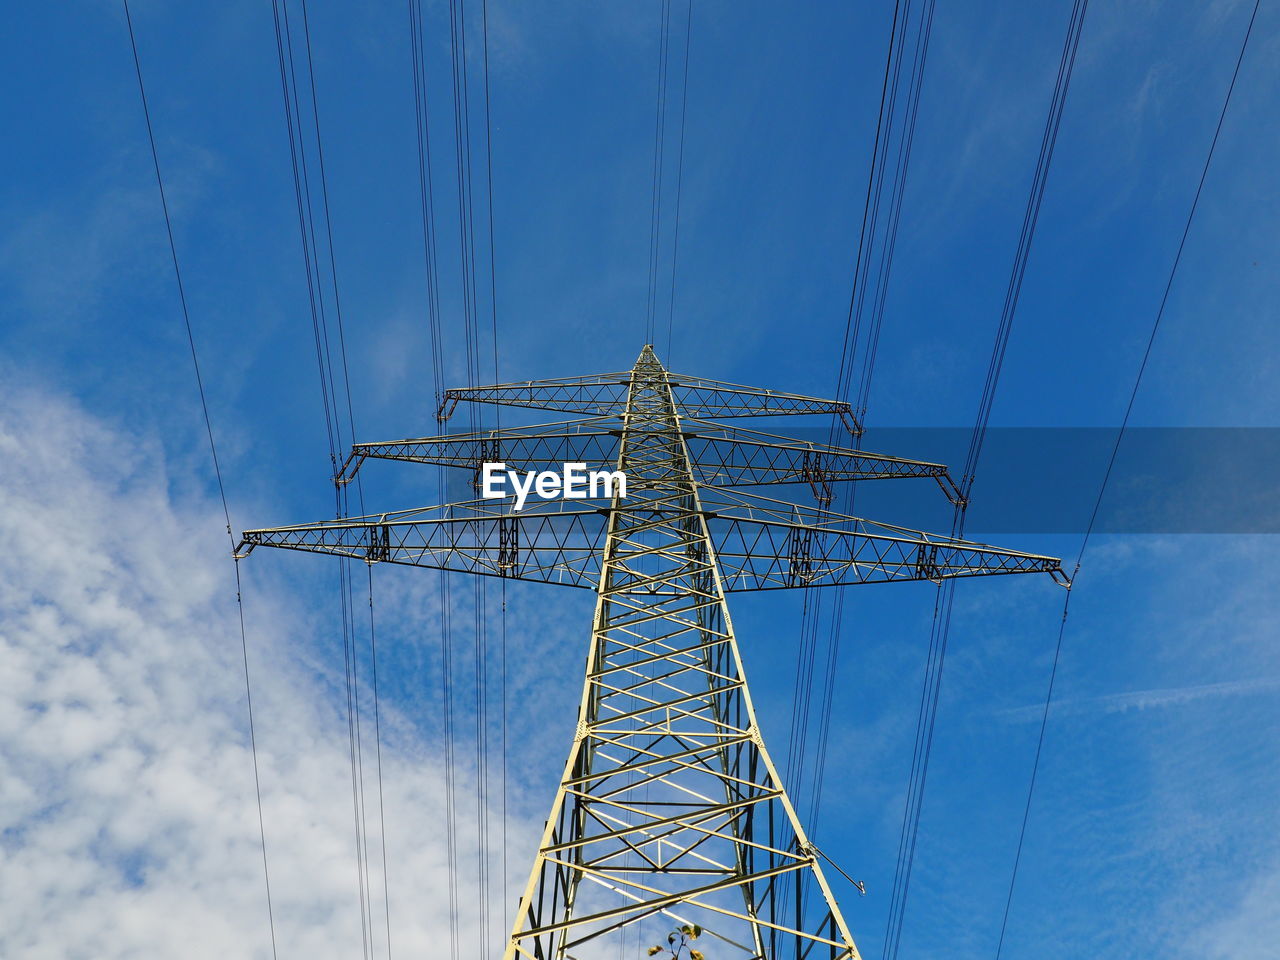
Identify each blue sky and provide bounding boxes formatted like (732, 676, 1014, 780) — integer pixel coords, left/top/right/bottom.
(2, 1, 1278, 958)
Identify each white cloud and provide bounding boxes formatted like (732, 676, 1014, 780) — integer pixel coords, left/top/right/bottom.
(0, 385, 539, 958)
(1196, 864, 1280, 959)
(995, 675, 1280, 722)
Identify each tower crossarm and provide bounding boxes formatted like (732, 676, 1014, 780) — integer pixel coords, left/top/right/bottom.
(335, 417, 622, 485)
(336, 416, 957, 502)
(683, 420, 961, 503)
(236, 493, 1063, 589)
(702, 488, 1068, 590)
(236, 498, 607, 587)
(435, 371, 634, 421)
(437, 369, 861, 429)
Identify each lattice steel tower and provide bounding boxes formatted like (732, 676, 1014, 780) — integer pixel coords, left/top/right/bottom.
(239, 345, 1066, 959)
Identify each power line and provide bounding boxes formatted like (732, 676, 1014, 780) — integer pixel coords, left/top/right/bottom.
(444, 0, 505, 949)
(406, 3, 464, 957)
(785, 0, 907, 803)
(297, 0, 362, 453)
(644, 0, 674, 346)
(809, 0, 937, 835)
(664, 0, 694, 364)
(365, 565, 395, 959)
(994, 2, 1262, 953)
(475, 0, 511, 924)
(787, 0, 939, 857)
(851, 0, 934, 428)
(274, 0, 344, 458)
(271, 3, 392, 954)
(785, 0, 902, 806)
(121, 3, 278, 956)
(269, 7, 379, 954)
(882, 2, 1090, 956)
(408, 0, 446, 401)
(780, 2, 933, 935)
(829, 0, 903, 417)
(960, 0, 1090, 494)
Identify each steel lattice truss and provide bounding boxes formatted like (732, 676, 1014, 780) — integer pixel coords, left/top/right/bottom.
(337, 417, 963, 504)
(238, 346, 1067, 959)
(436, 370, 863, 432)
(238, 489, 1063, 591)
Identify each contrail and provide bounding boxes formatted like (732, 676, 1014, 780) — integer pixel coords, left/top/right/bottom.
(996, 676, 1280, 722)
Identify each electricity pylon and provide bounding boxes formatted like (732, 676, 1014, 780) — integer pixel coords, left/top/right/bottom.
(239, 345, 1067, 959)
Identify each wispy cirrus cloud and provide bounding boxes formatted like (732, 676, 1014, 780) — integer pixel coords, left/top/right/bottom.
(0, 382, 543, 959)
